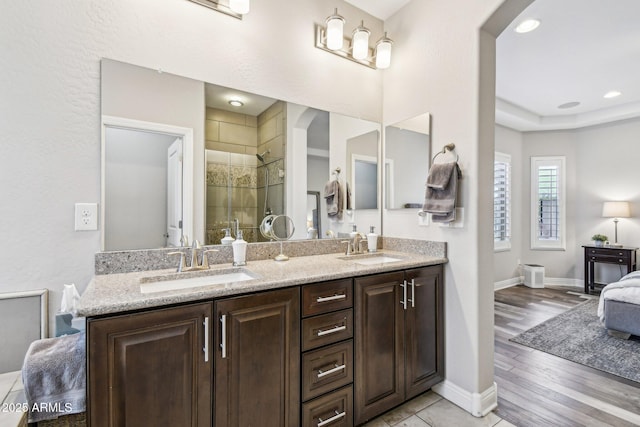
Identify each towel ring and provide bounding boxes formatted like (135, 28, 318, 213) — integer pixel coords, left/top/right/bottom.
(432, 143, 458, 163)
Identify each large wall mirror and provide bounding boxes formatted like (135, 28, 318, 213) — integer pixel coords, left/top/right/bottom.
(101, 59, 381, 251)
(384, 113, 431, 210)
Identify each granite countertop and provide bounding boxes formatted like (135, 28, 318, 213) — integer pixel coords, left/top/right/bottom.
(77, 250, 447, 317)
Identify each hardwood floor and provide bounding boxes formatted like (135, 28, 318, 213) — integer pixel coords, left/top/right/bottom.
(494, 285, 640, 427)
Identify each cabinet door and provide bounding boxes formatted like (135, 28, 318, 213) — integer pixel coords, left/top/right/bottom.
(88, 302, 212, 427)
(354, 271, 405, 425)
(215, 287, 300, 427)
(404, 265, 444, 399)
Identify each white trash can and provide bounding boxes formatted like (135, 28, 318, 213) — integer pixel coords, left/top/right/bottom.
(523, 264, 545, 288)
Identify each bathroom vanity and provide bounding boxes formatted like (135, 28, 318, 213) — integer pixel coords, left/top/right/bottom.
(79, 246, 446, 427)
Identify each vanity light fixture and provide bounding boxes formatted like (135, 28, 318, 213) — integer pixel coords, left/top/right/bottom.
(186, 0, 249, 20)
(316, 10, 393, 70)
(515, 18, 540, 33)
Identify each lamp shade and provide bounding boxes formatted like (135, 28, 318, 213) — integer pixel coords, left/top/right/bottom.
(326, 10, 345, 51)
(352, 22, 370, 60)
(375, 33, 393, 69)
(602, 201, 631, 218)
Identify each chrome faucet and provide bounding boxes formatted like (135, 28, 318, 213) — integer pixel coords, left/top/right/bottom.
(169, 239, 218, 272)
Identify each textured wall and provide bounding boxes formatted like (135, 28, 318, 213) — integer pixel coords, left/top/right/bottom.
(0, 0, 382, 335)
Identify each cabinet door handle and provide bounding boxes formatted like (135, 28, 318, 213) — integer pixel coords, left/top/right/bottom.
(317, 363, 346, 378)
(400, 281, 407, 310)
(220, 314, 227, 359)
(203, 317, 209, 363)
(317, 294, 346, 303)
(317, 324, 347, 337)
(409, 278, 415, 308)
(318, 410, 346, 427)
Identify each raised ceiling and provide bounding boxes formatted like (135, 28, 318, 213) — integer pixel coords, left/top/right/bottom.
(346, 0, 640, 132)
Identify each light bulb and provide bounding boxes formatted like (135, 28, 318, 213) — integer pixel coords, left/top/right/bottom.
(352, 22, 370, 60)
(229, 0, 249, 15)
(326, 9, 345, 51)
(375, 34, 393, 69)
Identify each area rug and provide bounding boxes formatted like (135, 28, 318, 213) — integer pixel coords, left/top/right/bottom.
(510, 299, 640, 383)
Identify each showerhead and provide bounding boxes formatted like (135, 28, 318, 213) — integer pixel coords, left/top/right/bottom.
(256, 149, 271, 163)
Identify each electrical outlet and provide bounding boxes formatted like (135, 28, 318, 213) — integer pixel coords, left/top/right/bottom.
(75, 203, 98, 231)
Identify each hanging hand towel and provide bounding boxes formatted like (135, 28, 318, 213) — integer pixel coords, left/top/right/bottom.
(422, 162, 461, 223)
(324, 179, 343, 217)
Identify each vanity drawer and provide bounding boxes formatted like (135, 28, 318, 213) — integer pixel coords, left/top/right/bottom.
(302, 279, 353, 317)
(302, 341, 353, 401)
(302, 385, 353, 427)
(302, 309, 353, 351)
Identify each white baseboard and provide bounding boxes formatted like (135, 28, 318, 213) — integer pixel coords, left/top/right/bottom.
(432, 380, 498, 417)
(494, 277, 583, 290)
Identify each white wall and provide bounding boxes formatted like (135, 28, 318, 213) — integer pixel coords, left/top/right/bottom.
(383, 0, 532, 416)
(494, 125, 524, 283)
(1, 0, 382, 334)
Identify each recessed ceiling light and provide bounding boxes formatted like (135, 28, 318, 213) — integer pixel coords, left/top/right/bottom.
(603, 90, 621, 99)
(558, 101, 581, 109)
(228, 99, 244, 107)
(515, 19, 541, 33)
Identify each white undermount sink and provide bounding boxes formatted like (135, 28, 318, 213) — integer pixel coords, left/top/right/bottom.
(140, 268, 258, 294)
(338, 253, 404, 265)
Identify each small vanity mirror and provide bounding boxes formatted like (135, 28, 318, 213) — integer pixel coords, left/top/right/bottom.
(260, 214, 295, 261)
(384, 113, 431, 210)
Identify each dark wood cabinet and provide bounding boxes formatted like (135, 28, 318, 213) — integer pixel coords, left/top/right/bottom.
(87, 302, 212, 427)
(354, 265, 444, 425)
(214, 287, 300, 427)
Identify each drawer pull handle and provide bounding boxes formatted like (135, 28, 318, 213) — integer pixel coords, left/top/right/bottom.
(317, 324, 347, 337)
(619, 259, 624, 262)
(318, 410, 346, 427)
(317, 294, 346, 303)
(317, 363, 346, 378)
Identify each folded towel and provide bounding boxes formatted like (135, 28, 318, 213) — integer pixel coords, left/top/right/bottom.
(22, 332, 86, 422)
(324, 179, 343, 217)
(422, 162, 461, 223)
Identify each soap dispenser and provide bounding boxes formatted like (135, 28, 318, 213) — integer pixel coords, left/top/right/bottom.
(350, 224, 358, 238)
(232, 230, 247, 266)
(221, 228, 234, 245)
(367, 226, 378, 253)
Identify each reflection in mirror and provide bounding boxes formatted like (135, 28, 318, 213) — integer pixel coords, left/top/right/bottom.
(346, 130, 379, 210)
(306, 191, 321, 239)
(101, 58, 382, 251)
(384, 113, 431, 210)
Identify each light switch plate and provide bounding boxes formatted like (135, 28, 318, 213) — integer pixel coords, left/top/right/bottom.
(75, 203, 98, 231)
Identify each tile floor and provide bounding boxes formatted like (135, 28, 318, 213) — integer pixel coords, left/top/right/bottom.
(0, 371, 27, 427)
(362, 391, 515, 427)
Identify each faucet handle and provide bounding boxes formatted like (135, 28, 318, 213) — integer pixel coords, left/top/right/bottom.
(192, 239, 201, 249)
(201, 249, 219, 269)
(168, 251, 187, 272)
(341, 240, 352, 256)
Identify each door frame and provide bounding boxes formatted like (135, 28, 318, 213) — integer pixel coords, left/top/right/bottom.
(101, 115, 194, 251)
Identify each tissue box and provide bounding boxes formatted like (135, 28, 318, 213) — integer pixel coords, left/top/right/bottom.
(55, 313, 85, 337)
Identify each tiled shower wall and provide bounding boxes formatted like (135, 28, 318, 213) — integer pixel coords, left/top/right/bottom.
(205, 103, 285, 244)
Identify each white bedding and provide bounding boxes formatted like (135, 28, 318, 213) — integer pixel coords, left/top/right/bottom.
(597, 270, 640, 321)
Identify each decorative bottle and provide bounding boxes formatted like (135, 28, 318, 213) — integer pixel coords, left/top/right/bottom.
(232, 230, 247, 266)
(367, 226, 378, 253)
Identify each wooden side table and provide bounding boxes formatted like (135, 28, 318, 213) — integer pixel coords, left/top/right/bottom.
(583, 245, 637, 294)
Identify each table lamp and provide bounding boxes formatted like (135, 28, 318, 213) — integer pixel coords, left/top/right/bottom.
(602, 201, 631, 247)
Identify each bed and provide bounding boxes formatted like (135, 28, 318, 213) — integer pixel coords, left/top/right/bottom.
(597, 271, 640, 338)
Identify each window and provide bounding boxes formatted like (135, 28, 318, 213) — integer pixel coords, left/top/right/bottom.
(494, 152, 511, 251)
(530, 156, 566, 250)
